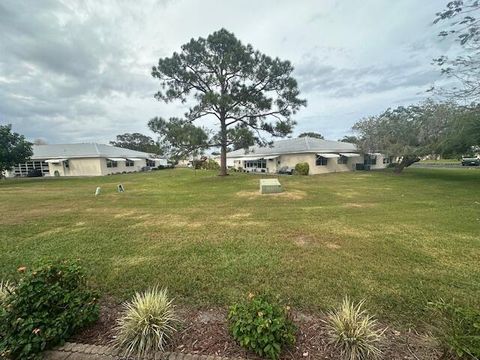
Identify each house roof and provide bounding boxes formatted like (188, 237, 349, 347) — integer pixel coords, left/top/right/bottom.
(227, 137, 357, 158)
(31, 143, 162, 160)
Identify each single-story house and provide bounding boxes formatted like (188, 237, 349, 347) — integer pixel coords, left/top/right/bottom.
(227, 137, 390, 175)
(5, 143, 167, 177)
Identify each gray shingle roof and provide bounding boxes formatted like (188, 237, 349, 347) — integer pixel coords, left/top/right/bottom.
(227, 137, 357, 158)
(31, 143, 161, 160)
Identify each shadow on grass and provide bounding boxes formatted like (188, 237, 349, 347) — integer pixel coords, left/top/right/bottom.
(401, 168, 480, 184)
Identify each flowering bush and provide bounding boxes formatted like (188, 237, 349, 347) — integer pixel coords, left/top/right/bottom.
(0, 262, 99, 359)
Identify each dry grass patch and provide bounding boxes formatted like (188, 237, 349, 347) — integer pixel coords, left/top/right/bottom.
(0, 207, 73, 225)
(334, 191, 362, 198)
(226, 212, 252, 219)
(236, 189, 306, 200)
(342, 202, 377, 208)
(218, 220, 265, 228)
(130, 214, 204, 229)
(293, 233, 342, 249)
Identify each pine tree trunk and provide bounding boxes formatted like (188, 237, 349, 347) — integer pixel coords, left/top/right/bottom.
(219, 119, 228, 176)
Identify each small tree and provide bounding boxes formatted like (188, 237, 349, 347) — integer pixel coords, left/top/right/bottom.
(0, 125, 32, 177)
(151, 28, 306, 176)
(298, 132, 324, 139)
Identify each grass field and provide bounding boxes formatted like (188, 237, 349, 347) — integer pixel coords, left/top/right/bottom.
(1, 168, 479, 328)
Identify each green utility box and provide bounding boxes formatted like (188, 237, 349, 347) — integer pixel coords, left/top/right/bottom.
(260, 178, 283, 194)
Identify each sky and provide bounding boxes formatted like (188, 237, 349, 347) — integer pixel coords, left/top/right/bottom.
(0, 0, 460, 145)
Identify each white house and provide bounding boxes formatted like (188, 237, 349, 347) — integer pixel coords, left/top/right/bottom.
(5, 143, 167, 177)
(227, 137, 390, 175)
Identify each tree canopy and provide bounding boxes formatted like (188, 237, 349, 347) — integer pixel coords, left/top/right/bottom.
(440, 104, 480, 156)
(338, 135, 358, 144)
(151, 28, 306, 175)
(148, 117, 209, 160)
(352, 100, 461, 173)
(298, 132, 324, 139)
(0, 125, 33, 176)
(433, 0, 480, 100)
(110, 133, 161, 154)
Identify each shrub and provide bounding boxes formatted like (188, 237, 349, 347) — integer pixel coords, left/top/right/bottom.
(201, 159, 220, 170)
(112, 286, 178, 358)
(294, 162, 309, 175)
(324, 297, 385, 360)
(429, 299, 480, 359)
(0, 262, 99, 360)
(228, 293, 296, 360)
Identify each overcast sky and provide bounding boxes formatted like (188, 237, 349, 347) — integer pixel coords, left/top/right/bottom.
(0, 0, 460, 144)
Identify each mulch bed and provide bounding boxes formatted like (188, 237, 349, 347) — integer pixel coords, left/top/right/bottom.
(72, 298, 441, 359)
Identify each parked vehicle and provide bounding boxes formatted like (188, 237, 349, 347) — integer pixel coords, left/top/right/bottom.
(278, 166, 294, 175)
(461, 157, 480, 166)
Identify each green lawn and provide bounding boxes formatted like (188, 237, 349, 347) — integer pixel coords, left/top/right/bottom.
(1, 168, 479, 328)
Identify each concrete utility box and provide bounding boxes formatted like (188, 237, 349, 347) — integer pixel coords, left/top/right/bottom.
(260, 178, 283, 194)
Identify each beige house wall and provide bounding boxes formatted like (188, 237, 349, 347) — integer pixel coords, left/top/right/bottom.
(277, 153, 364, 174)
(48, 158, 103, 176)
(99, 158, 146, 175)
(231, 152, 396, 175)
(48, 157, 147, 177)
(370, 154, 389, 170)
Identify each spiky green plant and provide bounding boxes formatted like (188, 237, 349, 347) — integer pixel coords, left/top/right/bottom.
(112, 287, 178, 358)
(324, 297, 386, 360)
(0, 280, 14, 304)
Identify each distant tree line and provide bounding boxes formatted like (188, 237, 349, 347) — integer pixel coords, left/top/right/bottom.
(110, 133, 163, 155)
(352, 100, 479, 173)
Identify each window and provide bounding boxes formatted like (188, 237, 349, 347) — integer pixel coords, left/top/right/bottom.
(316, 156, 328, 166)
(337, 156, 348, 165)
(11, 160, 50, 177)
(244, 159, 266, 169)
(364, 155, 377, 165)
(126, 159, 134, 167)
(146, 159, 156, 167)
(106, 160, 118, 168)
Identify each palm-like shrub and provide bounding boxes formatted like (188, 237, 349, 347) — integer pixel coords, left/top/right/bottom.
(324, 297, 385, 360)
(0, 280, 14, 304)
(112, 287, 178, 358)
